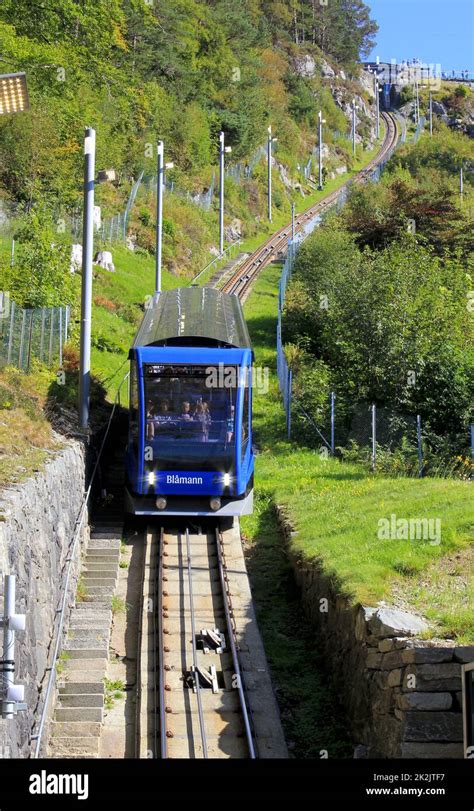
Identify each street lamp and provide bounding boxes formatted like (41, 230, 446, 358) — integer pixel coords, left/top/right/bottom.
(79, 127, 96, 431)
(0, 72, 29, 115)
(267, 125, 277, 222)
(318, 110, 326, 190)
(219, 131, 232, 256)
(155, 140, 174, 294)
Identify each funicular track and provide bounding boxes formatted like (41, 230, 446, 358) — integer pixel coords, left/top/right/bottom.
(94, 113, 398, 760)
(139, 523, 256, 759)
(223, 111, 398, 300)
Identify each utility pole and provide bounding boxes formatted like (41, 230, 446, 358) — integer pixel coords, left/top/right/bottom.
(219, 131, 231, 256)
(318, 110, 325, 190)
(352, 99, 356, 157)
(78, 126, 95, 431)
(155, 141, 174, 294)
(267, 125, 277, 222)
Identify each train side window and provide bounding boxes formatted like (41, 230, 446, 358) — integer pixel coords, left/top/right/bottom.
(241, 372, 249, 462)
(130, 361, 139, 450)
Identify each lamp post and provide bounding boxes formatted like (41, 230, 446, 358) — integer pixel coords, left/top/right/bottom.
(267, 125, 277, 222)
(155, 141, 174, 294)
(318, 110, 326, 190)
(219, 131, 232, 256)
(0, 72, 29, 115)
(78, 127, 95, 430)
(352, 99, 357, 157)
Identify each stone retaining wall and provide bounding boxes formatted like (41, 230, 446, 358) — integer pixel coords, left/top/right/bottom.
(0, 439, 88, 757)
(277, 506, 471, 759)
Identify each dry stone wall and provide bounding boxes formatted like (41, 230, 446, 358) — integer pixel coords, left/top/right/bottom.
(0, 439, 88, 757)
(277, 506, 470, 759)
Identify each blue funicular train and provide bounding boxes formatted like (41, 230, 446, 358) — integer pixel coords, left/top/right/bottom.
(125, 286, 254, 516)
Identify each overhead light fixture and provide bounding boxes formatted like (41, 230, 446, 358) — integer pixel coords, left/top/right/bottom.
(0, 72, 29, 116)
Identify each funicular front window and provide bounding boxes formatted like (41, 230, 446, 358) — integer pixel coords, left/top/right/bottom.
(143, 364, 237, 469)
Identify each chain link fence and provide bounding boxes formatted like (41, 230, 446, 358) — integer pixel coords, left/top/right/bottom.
(0, 298, 69, 371)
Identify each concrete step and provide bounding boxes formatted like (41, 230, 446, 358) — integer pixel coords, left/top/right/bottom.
(51, 722, 102, 737)
(49, 737, 100, 756)
(59, 682, 105, 695)
(63, 658, 108, 671)
(83, 575, 117, 584)
(63, 647, 107, 659)
(82, 586, 116, 597)
(68, 629, 109, 641)
(55, 707, 103, 722)
(59, 673, 106, 687)
(76, 598, 112, 608)
(89, 538, 121, 548)
(59, 694, 103, 708)
(83, 564, 119, 573)
(85, 551, 120, 561)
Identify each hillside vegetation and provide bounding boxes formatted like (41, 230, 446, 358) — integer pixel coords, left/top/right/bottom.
(283, 123, 474, 472)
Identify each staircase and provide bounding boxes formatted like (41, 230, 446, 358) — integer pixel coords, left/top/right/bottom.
(49, 425, 126, 758)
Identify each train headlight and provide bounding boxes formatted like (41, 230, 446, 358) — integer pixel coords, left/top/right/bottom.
(210, 497, 221, 512)
(156, 497, 167, 510)
(147, 472, 156, 485)
(223, 473, 231, 487)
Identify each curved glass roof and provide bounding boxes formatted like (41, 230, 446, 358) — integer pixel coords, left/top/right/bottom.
(132, 286, 251, 349)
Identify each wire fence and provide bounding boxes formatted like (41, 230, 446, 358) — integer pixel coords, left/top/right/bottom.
(275, 140, 474, 477)
(0, 299, 69, 371)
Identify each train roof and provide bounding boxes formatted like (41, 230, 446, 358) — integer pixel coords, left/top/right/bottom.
(131, 286, 252, 350)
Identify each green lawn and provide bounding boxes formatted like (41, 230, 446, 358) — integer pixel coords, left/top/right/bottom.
(242, 263, 473, 642)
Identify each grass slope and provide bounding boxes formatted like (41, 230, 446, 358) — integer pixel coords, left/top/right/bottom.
(242, 263, 473, 642)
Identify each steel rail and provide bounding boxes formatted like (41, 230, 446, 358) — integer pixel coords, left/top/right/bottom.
(157, 527, 167, 758)
(184, 527, 209, 758)
(215, 527, 256, 758)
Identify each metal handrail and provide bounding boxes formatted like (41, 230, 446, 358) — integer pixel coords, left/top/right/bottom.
(189, 240, 241, 285)
(31, 370, 130, 757)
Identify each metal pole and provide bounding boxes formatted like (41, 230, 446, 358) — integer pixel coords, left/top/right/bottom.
(460, 166, 464, 200)
(219, 131, 225, 256)
(2, 575, 15, 719)
(291, 202, 295, 251)
(10, 238, 14, 268)
(267, 126, 272, 222)
(429, 91, 433, 137)
(287, 369, 292, 440)
(78, 127, 95, 430)
(330, 391, 335, 455)
(470, 424, 474, 466)
(352, 100, 356, 156)
(59, 306, 63, 367)
(48, 308, 54, 366)
(375, 75, 380, 139)
(318, 110, 323, 190)
(39, 307, 45, 362)
(417, 414, 423, 477)
(371, 404, 376, 472)
(155, 140, 164, 294)
(6, 300, 15, 364)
